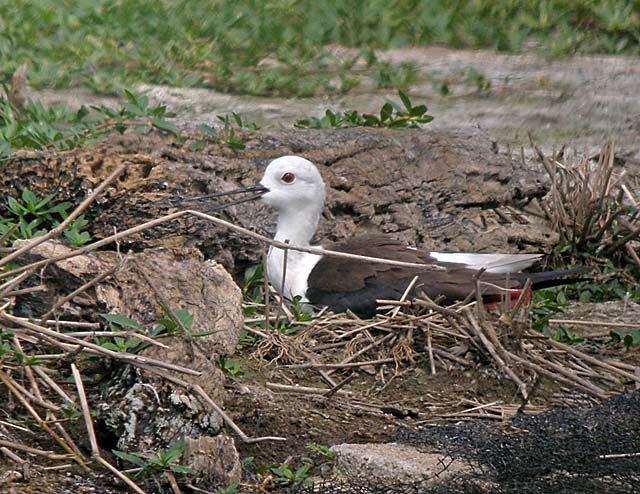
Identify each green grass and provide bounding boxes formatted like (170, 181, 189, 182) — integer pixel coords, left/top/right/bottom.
(0, 90, 178, 157)
(0, 89, 428, 157)
(1, 0, 638, 96)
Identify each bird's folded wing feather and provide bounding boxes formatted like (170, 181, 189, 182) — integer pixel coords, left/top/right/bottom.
(307, 235, 525, 301)
(430, 252, 543, 273)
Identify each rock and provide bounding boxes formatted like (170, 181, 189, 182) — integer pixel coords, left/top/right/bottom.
(14, 240, 241, 365)
(560, 300, 640, 338)
(329, 442, 471, 483)
(11, 240, 243, 483)
(183, 436, 241, 485)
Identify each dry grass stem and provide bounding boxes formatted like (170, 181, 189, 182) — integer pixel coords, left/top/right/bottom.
(0, 209, 447, 284)
(0, 269, 35, 297)
(464, 309, 528, 399)
(1, 312, 200, 375)
(71, 363, 148, 494)
(539, 142, 639, 260)
(0, 369, 89, 470)
(266, 382, 352, 396)
(0, 438, 74, 460)
(247, 283, 635, 405)
(0, 446, 30, 479)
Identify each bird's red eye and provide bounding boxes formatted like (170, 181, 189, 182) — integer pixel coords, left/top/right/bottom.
(281, 172, 296, 184)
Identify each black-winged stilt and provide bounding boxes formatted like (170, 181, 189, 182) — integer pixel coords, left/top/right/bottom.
(211, 156, 582, 317)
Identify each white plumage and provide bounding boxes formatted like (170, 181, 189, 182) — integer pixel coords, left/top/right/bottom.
(430, 252, 543, 273)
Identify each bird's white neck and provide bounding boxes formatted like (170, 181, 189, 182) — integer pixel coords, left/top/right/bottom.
(273, 204, 322, 246)
(267, 204, 323, 301)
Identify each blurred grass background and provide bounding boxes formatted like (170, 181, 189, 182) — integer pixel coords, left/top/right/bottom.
(0, 0, 638, 96)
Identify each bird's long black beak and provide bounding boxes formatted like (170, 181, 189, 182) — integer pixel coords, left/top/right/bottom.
(179, 183, 269, 212)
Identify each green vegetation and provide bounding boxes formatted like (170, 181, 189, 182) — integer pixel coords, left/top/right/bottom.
(98, 314, 146, 353)
(186, 112, 259, 152)
(610, 327, 640, 348)
(296, 90, 433, 128)
(215, 482, 240, 494)
(0, 90, 177, 158)
(113, 439, 193, 477)
(0, 328, 40, 364)
(1, 0, 637, 97)
(306, 442, 337, 461)
(155, 305, 195, 337)
(526, 142, 640, 344)
(0, 189, 92, 245)
(219, 356, 251, 380)
(96, 307, 197, 353)
(0, 89, 266, 156)
(241, 264, 313, 337)
(269, 463, 313, 487)
(531, 288, 568, 335)
(242, 443, 335, 489)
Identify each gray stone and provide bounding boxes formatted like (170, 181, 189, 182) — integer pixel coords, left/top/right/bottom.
(330, 442, 471, 483)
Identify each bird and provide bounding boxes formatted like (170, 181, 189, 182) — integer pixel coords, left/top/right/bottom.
(210, 155, 583, 317)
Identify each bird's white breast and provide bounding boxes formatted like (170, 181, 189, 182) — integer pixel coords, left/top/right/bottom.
(266, 246, 323, 301)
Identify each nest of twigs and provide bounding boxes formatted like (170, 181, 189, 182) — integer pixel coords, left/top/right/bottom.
(245, 284, 639, 405)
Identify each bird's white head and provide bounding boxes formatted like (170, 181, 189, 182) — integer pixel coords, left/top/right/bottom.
(259, 156, 326, 213)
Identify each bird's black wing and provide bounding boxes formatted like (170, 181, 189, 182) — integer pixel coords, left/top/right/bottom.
(307, 235, 585, 317)
(306, 234, 518, 317)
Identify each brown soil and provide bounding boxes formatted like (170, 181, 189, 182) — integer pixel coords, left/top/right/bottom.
(227, 358, 539, 466)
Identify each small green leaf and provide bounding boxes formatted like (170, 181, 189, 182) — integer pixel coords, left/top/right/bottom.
(124, 89, 138, 106)
(379, 102, 393, 122)
(172, 465, 194, 474)
(225, 140, 245, 150)
(398, 90, 412, 111)
(189, 140, 207, 151)
(7, 196, 25, 215)
(409, 104, 427, 117)
(152, 118, 178, 134)
(22, 190, 38, 208)
(34, 193, 57, 210)
(113, 450, 148, 468)
(100, 313, 143, 330)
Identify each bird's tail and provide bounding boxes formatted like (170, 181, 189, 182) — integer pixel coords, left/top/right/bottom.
(482, 267, 588, 310)
(518, 267, 589, 290)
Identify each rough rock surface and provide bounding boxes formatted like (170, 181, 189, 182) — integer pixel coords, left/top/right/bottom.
(561, 300, 640, 338)
(329, 442, 472, 483)
(2, 127, 560, 277)
(184, 435, 242, 486)
(12, 240, 243, 483)
(15, 241, 242, 364)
